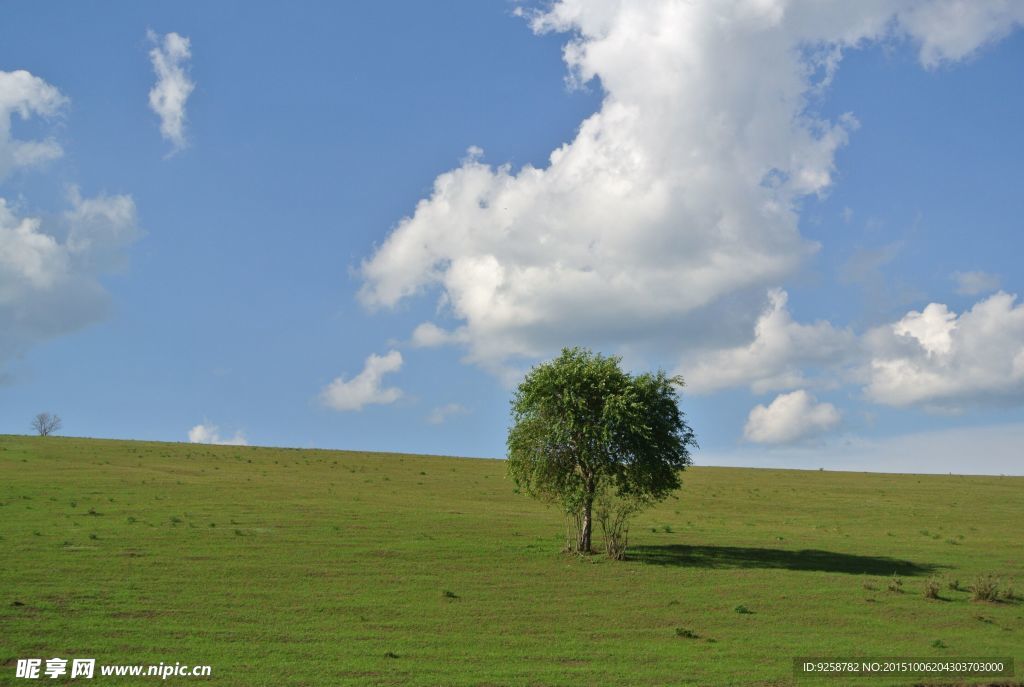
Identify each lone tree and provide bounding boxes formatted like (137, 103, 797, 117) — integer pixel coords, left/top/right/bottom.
(507, 347, 696, 556)
(32, 412, 62, 437)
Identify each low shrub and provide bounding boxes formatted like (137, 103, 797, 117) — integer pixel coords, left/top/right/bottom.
(972, 574, 1000, 602)
(595, 490, 648, 561)
(888, 574, 903, 593)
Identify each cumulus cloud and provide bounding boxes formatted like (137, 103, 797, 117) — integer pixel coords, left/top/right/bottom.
(865, 291, 1024, 408)
(0, 190, 139, 370)
(426, 403, 469, 425)
(0, 69, 140, 374)
(683, 289, 855, 394)
(188, 422, 248, 446)
(683, 287, 1024, 414)
(147, 30, 195, 152)
(358, 1, 1021, 375)
(321, 350, 404, 411)
(0, 69, 67, 180)
(744, 389, 841, 444)
(952, 270, 1000, 295)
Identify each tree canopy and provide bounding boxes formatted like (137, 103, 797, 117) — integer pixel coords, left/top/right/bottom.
(507, 347, 696, 555)
(32, 412, 62, 437)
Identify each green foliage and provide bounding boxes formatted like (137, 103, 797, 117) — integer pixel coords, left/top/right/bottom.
(507, 347, 696, 554)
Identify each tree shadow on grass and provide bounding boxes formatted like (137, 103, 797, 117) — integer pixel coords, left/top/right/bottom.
(629, 544, 939, 576)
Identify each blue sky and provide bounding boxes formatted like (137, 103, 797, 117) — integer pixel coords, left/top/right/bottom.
(1, 2, 1022, 474)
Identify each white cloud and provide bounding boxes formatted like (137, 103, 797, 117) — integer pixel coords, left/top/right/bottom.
(683, 289, 855, 394)
(0, 69, 67, 180)
(952, 270, 1000, 295)
(0, 70, 139, 374)
(321, 350, 404, 411)
(892, 302, 956, 356)
(427, 403, 468, 425)
(744, 389, 841, 444)
(358, 1, 1021, 374)
(897, 0, 1024, 68)
(685, 288, 1024, 414)
(410, 321, 465, 348)
(865, 291, 1024, 407)
(188, 422, 248, 446)
(0, 191, 139, 370)
(147, 30, 195, 153)
(705, 422, 1024, 476)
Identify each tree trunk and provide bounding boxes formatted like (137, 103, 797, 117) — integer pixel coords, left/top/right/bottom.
(578, 489, 594, 554)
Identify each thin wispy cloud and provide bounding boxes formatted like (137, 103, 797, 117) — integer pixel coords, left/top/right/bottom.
(952, 270, 1000, 296)
(709, 423, 1024, 476)
(427, 403, 468, 425)
(0, 69, 67, 180)
(147, 30, 195, 154)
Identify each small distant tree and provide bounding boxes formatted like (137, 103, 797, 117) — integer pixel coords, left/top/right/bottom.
(32, 412, 62, 437)
(507, 347, 696, 556)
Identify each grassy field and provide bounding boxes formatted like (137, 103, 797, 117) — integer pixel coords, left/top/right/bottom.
(1, 434, 1022, 686)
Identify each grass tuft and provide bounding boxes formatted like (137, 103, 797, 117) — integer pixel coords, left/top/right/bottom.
(972, 574, 1000, 602)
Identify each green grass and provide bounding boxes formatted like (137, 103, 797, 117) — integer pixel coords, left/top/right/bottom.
(1, 434, 1022, 686)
